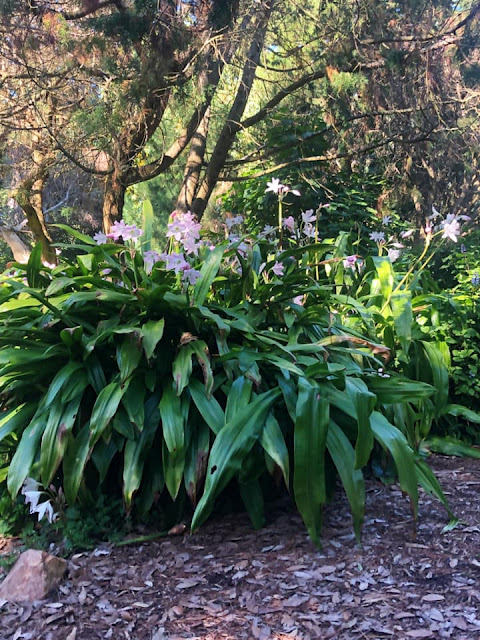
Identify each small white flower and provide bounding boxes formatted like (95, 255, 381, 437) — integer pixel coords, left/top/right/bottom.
(261, 225, 276, 237)
(271, 262, 284, 277)
(35, 500, 57, 523)
(382, 216, 392, 226)
(282, 216, 295, 232)
(369, 231, 385, 243)
(388, 248, 401, 263)
(442, 218, 460, 242)
(93, 231, 108, 245)
(400, 229, 414, 239)
(265, 178, 284, 194)
(301, 209, 316, 224)
(302, 222, 316, 239)
(343, 255, 357, 270)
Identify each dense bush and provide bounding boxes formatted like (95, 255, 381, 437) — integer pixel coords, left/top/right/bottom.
(0, 190, 464, 546)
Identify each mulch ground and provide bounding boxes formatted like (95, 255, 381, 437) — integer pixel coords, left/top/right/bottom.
(1, 455, 480, 640)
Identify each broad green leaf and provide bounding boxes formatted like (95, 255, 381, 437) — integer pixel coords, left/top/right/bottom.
(26, 243, 44, 288)
(426, 436, 480, 459)
(189, 378, 225, 435)
(327, 420, 365, 541)
(372, 256, 394, 299)
(260, 413, 289, 486)
(77, 254, 94, 272)
(40, 395, 82, 486)
(41, 361, 84, 408)
(52, 223, 97, 245)
(193, 244, 224, 305)
(391, 291, 412, 352)
(122, 375, 146, 430)
(370, 411, 418, 518)
(116, 334, 142, 382)
(45, 277, 75, 297)
(421, 341, 449, 416)
(446, 404, 480, 423)
(8, 415, 46, 497)
(63, 422, 91, 503)
(225, 376, 252, 423)
(415, 458, 453, 517)
(0, 403, 36, 442)
(191, 388, 280, 531)
(159, 384, 186, 499)
(135, 443, 165, 516)
(172, 343, 194, 396)
(123, 418, 157, 512)
(85, 354, 107, 393)
(190, 340, 214, 398)
(61, 367, 89, 404)
(113, 407, 136, 440)
(366, 376, 434, 404)
(346, 378, 375, 469)
(141, 318, 165, 360)
(92, 437, 118, 484)
(184, 420, 211, 507)
(293, 378, 329, 547)
(90, 380, 130, 446)
(277, 375, 297, 423)
(239, 476, 265, 530)
(141, 198, 154, 253)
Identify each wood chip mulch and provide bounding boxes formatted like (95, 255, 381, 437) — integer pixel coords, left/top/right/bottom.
(1, 455, 480, 640)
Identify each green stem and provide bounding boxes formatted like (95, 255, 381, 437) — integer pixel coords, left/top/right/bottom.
(381, 232, 443, 314)
(114, 530, 170, 547)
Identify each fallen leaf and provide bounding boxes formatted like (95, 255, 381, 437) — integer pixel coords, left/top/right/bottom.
(421, 594, 445, 602)
(405, 630, 433, 638)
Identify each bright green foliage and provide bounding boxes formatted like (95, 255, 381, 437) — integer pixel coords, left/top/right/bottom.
(0, 216, 454, 546)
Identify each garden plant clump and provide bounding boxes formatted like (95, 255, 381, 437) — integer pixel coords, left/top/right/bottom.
(0, 185, 475, 548)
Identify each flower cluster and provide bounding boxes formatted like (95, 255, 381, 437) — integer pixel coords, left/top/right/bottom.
(21, 477, 58, 524)
(265, 178, 301, 197)
(94, 220, 144, 244)
(166, 211, 201, 256)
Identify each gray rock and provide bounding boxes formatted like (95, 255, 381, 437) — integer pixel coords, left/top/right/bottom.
(0, 549, 67, 602)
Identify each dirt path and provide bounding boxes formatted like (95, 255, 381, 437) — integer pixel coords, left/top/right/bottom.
(1, 455, 480, 639)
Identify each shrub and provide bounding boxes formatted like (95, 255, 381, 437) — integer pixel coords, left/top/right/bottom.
(0, 195, 454, 546)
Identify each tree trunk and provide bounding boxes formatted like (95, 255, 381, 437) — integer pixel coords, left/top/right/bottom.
(103, 171, 127, 233)
(192, 2, 274, 219)
(14, 152, 57, 265)
(176, 107, 211, 213)
(0, 227, 31, 263)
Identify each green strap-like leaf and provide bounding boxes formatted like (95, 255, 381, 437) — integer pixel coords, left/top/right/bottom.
(184, 419, 211, 508)
(141, 318, 165, 360)
(327, 420, 365, 541)
(391, 291, 412, 353)
(293, 378, 329, 547)
(189, 378, 225, 435)
(259, 413, 290, 487)
(159, 384, 186, 499)
(191, 388, 280, 531)
(225, 376, 252, 424)
(116, 334, 142, 383)
(7, 415, 46, 497)
(370, 411, 418, 518)
(40, 395, 83, 486)
(90, 380, 130, 446)
(123, 419, 157, 513)
(193, 244, 224, 305)
(345, 378, 375, 469)
(63, 422, 91, 504)
(0, 403, 36, 443)
(172, 343, 195, 396)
